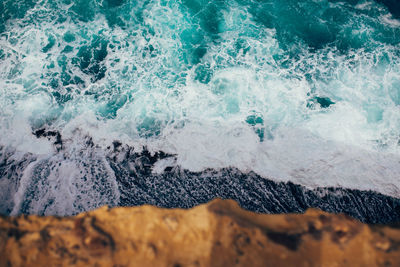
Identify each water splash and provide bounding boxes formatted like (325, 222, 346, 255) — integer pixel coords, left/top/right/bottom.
(1, 0, 400, 215)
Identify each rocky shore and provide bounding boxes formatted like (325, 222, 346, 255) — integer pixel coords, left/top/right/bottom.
(1, 199, 399, 266)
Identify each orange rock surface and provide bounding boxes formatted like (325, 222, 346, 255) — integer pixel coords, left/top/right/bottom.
(0, 199, 399, 267)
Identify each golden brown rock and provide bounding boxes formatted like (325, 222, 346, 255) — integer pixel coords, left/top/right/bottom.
(0, 199, 399, 267)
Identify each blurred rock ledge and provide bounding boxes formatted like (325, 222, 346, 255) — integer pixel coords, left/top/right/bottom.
(1, 199, 399, 267)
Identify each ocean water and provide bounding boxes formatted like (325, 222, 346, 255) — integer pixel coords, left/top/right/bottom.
(1, 0, 400, 220)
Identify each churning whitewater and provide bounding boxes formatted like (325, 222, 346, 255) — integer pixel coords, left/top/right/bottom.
(1, 0, 400, 220)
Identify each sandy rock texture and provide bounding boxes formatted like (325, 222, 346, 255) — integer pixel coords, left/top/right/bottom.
(0, 199, 399, 267)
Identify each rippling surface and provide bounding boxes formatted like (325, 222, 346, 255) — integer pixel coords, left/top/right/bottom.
(1, 0, 400, 219)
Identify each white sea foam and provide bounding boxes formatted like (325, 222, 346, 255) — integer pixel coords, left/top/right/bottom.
(381, 14, 400, 27)
(11, 138, 120, 216)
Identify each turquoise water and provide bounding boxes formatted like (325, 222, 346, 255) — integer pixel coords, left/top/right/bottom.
(1, 0, 400, 214)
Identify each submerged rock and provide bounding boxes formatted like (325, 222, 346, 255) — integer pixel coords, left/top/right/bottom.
(1, 199, 399, 266)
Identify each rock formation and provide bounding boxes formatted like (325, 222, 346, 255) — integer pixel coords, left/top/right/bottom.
(1, 199, 399, 266)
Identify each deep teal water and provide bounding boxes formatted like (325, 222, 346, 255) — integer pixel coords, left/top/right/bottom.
(1, 0, 400, 215)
